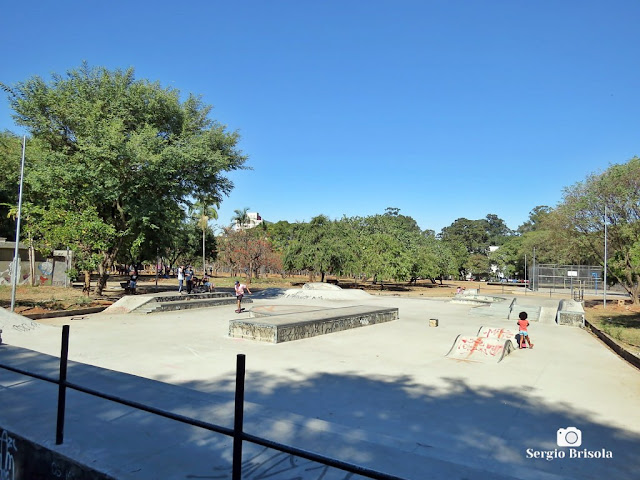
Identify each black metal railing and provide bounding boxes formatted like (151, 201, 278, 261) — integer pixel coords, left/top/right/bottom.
(0, 325, 408, 480)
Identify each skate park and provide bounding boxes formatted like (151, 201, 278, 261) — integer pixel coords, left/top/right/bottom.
(1, 284, 640, 479)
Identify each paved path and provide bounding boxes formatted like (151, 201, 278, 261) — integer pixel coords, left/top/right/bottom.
(1, 291, 639, 479)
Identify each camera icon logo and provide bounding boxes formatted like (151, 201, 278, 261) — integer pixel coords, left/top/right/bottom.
(557, 427, 582, 447)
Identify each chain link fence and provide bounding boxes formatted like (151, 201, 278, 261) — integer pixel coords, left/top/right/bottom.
(530, 264, 604, 292)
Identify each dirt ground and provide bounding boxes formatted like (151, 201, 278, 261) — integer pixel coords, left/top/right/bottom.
(1, 275, 637, 317)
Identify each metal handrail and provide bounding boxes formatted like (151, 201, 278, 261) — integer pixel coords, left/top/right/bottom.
(0, 325, 408, 480)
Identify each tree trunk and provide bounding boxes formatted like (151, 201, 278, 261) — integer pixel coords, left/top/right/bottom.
(28, 239, 35, 286)
(95, 248, 119, 296)
(83, 270, 91, 295)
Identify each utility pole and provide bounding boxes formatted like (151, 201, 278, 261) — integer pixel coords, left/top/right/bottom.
(10, 136, 26, 312)
(604, 206, 607, 309)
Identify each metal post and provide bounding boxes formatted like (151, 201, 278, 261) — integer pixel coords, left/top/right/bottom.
(10, 136, 27, 312)
(56, 325, 70, 445)
(232, 354, 246, 480)
(532, 247, 536, 292)
(155, 249, 159, 293)
(524, 254, 527, 295)
(604, 206, 607, 309)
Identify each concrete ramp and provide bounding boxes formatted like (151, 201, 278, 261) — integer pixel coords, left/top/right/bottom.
(476, 326, 518, 344)
(445, 335, 515, 363)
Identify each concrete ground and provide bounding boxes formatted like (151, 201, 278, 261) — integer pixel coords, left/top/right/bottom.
(1, 288, 639, 479)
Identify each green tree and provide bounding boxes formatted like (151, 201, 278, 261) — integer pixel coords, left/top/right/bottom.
(556, 157, 640, 303)
(485, 213, 513, 245)
(466, 253, 490, 280)
(0, 131, 23, 240)
(439, 218, 490, 254)
(352, 211, 421, 284)
(283, 215, 348, 282)
(2, 63, 248, 294)
(517, 206, 552, 234)
(265, 220, 296, 254)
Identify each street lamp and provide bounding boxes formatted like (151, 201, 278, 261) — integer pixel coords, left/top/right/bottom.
(10, 136, 26, 312)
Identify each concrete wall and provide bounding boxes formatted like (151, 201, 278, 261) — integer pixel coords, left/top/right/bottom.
(0, 429, 114, 480)
(0, 241, 71, 287)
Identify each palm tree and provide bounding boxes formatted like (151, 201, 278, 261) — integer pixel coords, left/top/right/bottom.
(232, 207, 250, 230)
(192, 199, 219, 274)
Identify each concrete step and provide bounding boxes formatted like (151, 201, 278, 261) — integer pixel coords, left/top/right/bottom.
(152, 292, 232, 302)
(131, 296, 253, 314)
(131, 295, 253, 314)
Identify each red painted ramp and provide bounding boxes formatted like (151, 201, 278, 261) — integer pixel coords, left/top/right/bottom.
(445, 335, 515, 363)
(476, 326, 518, 344)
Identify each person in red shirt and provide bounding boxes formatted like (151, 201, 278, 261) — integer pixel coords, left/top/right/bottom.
(517, 311, 534, 349)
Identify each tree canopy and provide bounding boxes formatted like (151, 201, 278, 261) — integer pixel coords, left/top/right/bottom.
(3, 63, 248, 293)
(556, 157, 640, 303)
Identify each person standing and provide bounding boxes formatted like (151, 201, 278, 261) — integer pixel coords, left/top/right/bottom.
(517, 311, 534, 349)
(234, 280, 251, 312)
(177, 265, 185, 293)
(185, 266, 194, 294)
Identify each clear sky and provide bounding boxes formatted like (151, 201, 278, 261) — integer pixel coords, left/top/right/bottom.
(2, 1, 639, 233)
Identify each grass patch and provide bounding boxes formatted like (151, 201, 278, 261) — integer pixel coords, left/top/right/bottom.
(584, 306, 640, 350)
(0, 285, 89, 309)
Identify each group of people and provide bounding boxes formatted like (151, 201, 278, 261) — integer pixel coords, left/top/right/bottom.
(176, 266, 250, 312)
(176, 265, 214, 294)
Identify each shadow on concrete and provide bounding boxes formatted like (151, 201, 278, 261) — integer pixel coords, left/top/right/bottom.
(2, 346, 639, 480)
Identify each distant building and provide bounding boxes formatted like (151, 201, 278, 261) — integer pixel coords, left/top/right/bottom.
(233, 212, 263, 231)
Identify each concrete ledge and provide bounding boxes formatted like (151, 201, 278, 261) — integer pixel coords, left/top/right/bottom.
(135, 296, 252, 314)
(152, 292, 231, 302)
(557, 300, 585, 327)
(229, 306, 399, 343)
(0, 429, 115, 480)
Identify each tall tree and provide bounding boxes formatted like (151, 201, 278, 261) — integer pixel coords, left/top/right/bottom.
(0, 131, 23, 240)
(283, 215, 348, 282)
(2, 63, 248, 294)
(517, 206, 552, 234)
(556, 157, 640, 303)
(439, 218, 490, 254)
(485, 213, 513, 245)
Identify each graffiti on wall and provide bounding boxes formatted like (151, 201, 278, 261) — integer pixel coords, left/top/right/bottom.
(0, 430, 17, 480)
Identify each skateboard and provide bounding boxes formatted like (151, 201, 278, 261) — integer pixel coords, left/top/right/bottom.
(235, 308, 246, 314)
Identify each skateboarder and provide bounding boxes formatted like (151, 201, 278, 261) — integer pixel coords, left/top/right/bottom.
(234, 280, 251, 313)
(517, 311, 534, 349)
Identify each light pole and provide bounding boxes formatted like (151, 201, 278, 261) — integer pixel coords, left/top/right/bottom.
(10, 136, 27, 312)
(604, 206, 607, 308)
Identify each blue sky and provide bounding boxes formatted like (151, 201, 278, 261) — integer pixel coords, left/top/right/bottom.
(2, 1, 639, 233)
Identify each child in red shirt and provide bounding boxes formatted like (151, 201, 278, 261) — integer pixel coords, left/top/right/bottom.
(517, 311, 534, 349)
